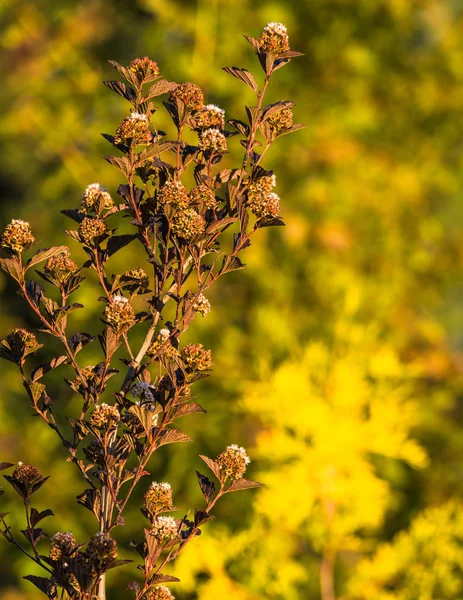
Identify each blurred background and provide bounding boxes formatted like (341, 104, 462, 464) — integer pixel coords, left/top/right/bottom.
(1, 0, 463, 598)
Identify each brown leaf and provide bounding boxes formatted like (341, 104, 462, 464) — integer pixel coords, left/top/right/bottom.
(157, 429, 193, 448)
(222, 67, 258, 93)
(144, 79, 177, 101)
(0, 257, 23, 282)
(226, 478, 264, 493)
(199, 455, 222, 481)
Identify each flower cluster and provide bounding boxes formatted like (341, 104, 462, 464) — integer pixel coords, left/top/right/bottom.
(44, 249, 78, 282)
(258, 22, 290, 55)
(1, 219, 35, 253)
(150, 516, 178, 541)
(122, 268, 150, 292)
(3, 328, 39, 357)
(85, 532, 117, 565)
(216, 445, 250, 480)
(199, 128, 227, 153)
(114, 112, 152, 145)
(194, 104, 225, 130)
(267, 107, 293, 135)
(170, 82, 204, 111)
(181, 343, 212, 371)
(78, 217, 107, 245)
(90, 403, 120, 429)
(49, 532, 77, 561)
(144, 482, 173, 513)
(104, 295, 135, 333)
(247, 175, 280, 218)
(189, 184, 217, 210)
(81, 183, 114, 213)
(145, 586, 175, 600)
(158, 180, 190, 209)
(148, 328, 178, 360)
(171, 208, 205, 241)
(132, 381, 156, 402)
(129, 57, 160, 80)
(193, 293, 211, 317)
(12, 462, 42, 486)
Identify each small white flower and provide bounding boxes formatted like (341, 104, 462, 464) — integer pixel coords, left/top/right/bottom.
(264, 22, 287, 34)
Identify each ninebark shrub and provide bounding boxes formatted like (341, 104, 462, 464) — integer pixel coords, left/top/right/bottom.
(0, 23, 302, 600)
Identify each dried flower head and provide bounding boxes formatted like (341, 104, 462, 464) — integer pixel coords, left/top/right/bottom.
(171, 208, 205, 241)
(248, 191, 281, 219)
(132, 381, 156, 402)
(193, 293, 211, 317)
(90, 403, 120, 429)
(144, 482, 173, 513)
(44, 249, 78, 282)
(216, 444, 251, 480)
(267, 107, 293, 135)
(150, 516, 178, 541)
(86, 532, 117, 561)
(194, 104, 225, 130)
(170, 82, 204, 111)
(158, 180, 190, 209)
(181, 343, 212, 371)
(1, 219, 35, 253)
(3, 328, 39, 357)
(147, 328, 178, 360)
(259, 22, 290, 55)
(199, 128, 228, 153)
(78, 217, 108, 245)
(49, 532, 77, 561)
(12, 462, 42, 486)
(114, 112, 152, 146)
(189, 184, 217, 209)
(81, 183, 114, 213)
(129, 57, 160, 80)
(104, 295, 135, 332)
(145, 585, 175, 600)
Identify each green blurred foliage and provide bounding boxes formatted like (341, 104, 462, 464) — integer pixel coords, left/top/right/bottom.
(1, 0, 463, 598)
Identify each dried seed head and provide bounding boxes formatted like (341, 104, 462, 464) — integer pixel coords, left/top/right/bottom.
(170, 82, 204, 111)
(193, 293, 211, 317)
(199, 128, 228, 153)
(132, 381, 155, 402)
(194, 104, 225, 130)
(44, 249, 78, 282)
(147, 328, 178, 360)
(145, 585, 175, 600)
(4, 328, 38, 356)
(50, 532, 77, 561)
(181, 343, 212, 371)
(1, 219, 35, 253)
(144, 481, 173, 513)
(248, 191, 281, 219)
(189, 184, 217, 209)
(171, 208, 205, 241)
(216, 444, 251, 480)
(12, 462, 42, 486)
(150, 516, 178, 541)
(114, 112, 152, 146)
(78, 217, 108, 245)
(128, 57, 160, 80)
(267, 107, 293, 135)
(81, 183, 114, 213)
(104, 295, 135, 332)
(86, 532, 117, 561)
(158, 180, 190, 209)
(259, 22, 290, 55)
(89, 403, 120, 429)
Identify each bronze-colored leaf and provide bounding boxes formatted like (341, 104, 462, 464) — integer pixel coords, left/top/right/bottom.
(226, 478, 264, 493)
(26, 246, 69, 271)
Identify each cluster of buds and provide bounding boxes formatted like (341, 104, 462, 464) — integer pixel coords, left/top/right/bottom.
(12, 462, 42, 486)
(85, 532, 117, 570)
(193, 292, 211, 317)
(128, 57, 160, 81)
(170, 82, 204, 111)
(81, 183, 114, 213)
(216, 445, 251, 480)
(147, 328, 178, 360)
(44, 249, 78, 283)
(145, 586, 175, 600)
(171, 208, 205, 241)
(144, 482, 173, 513)
(2, 328, 40, 359)
(158, 180, 190, 209)
(194, 104, 225, 130)
(199, 128, 227, 154)
(189, 184, 217, 210)
(90, 403, 120, 429)
(114, 112, 152, 146)
(131, 381, 156, 402)
(247, 175, 280, 218)
(1, 219, 35, 254)
(181, 343, 212, 371)
(104, 295, 135, 333)
(267, 107, 293, 135)
(258, 22, 290, 55)
(78, 217, 107, 245)
(150, 516, 178, 541)
(49, 532, 78, 561)
(84, 439, 105, 463)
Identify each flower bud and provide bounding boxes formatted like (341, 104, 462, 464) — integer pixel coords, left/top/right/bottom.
(90, 403, 120, 429)
(114, 112, 151, 146)
(78, 217, 107, 245)
(1, 219, 35, 253)
(199, 128, 227, 153)
(194, 104, 225, 130)
(144, 482, 173, 513)
(216, 445, 250, 480)
(193, 293, 211, 317)
(12, 462, 42, 486)
(258, 22, 290, 55)
(147, 328, 179, 360)
(145, 586, 175, 600)
(171, 208, 205, 241)
(128, 57, 160, 80)
(158, 180, 190, 209)
(189, 184, 217, 210)
(104, 295, 135, 333)
(50, 532, 77, 561)
(81, 183, 114, 213)
(267, 108, 293, 135)
(170, 82, 204, 111)
(181, 343, 212, 371)
(44, 249, 78, 283)
(150, 516, 178, 541)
